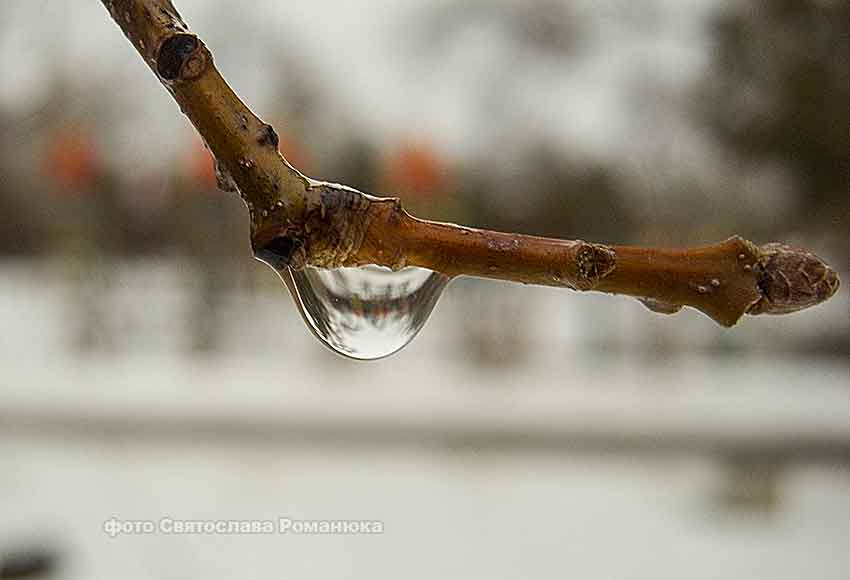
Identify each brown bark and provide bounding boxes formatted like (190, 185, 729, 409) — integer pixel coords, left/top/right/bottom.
(99, 0, 840, 328)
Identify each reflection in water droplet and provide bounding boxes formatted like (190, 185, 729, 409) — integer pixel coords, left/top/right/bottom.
(255, 245, 449, 360)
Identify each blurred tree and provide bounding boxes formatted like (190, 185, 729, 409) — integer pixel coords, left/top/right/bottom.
(699, 0, 849, 253)
(458, 145, 633, 244)
(327, 138, 380, 195)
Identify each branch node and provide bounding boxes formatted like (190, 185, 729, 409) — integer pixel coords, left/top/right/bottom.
(256, 124, 280, 149)
(156, 33, 207, 81)
(575, 242, 616, 290)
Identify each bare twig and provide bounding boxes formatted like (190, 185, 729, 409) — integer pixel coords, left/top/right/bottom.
(99, 0, 840, 327)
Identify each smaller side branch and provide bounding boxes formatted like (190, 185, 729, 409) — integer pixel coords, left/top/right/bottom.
(100, 0, 312, 229)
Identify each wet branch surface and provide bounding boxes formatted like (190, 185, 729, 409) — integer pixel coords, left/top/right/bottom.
(100, 0, 840, 327)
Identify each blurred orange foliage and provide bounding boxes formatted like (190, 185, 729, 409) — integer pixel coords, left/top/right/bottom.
(44, 125, 99, 192)
(380, 140, 449, 200)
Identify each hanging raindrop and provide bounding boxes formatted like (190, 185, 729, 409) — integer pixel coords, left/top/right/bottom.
(255, 241, 449, 360)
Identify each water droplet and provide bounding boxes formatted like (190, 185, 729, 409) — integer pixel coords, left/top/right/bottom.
(255, 243, 449, 360)
(638, 297, 683, 315)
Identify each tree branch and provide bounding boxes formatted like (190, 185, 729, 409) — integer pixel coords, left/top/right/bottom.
(100, 0, 840, 328)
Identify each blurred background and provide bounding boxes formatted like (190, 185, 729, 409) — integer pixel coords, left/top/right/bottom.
(1, 0, 848, 577)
